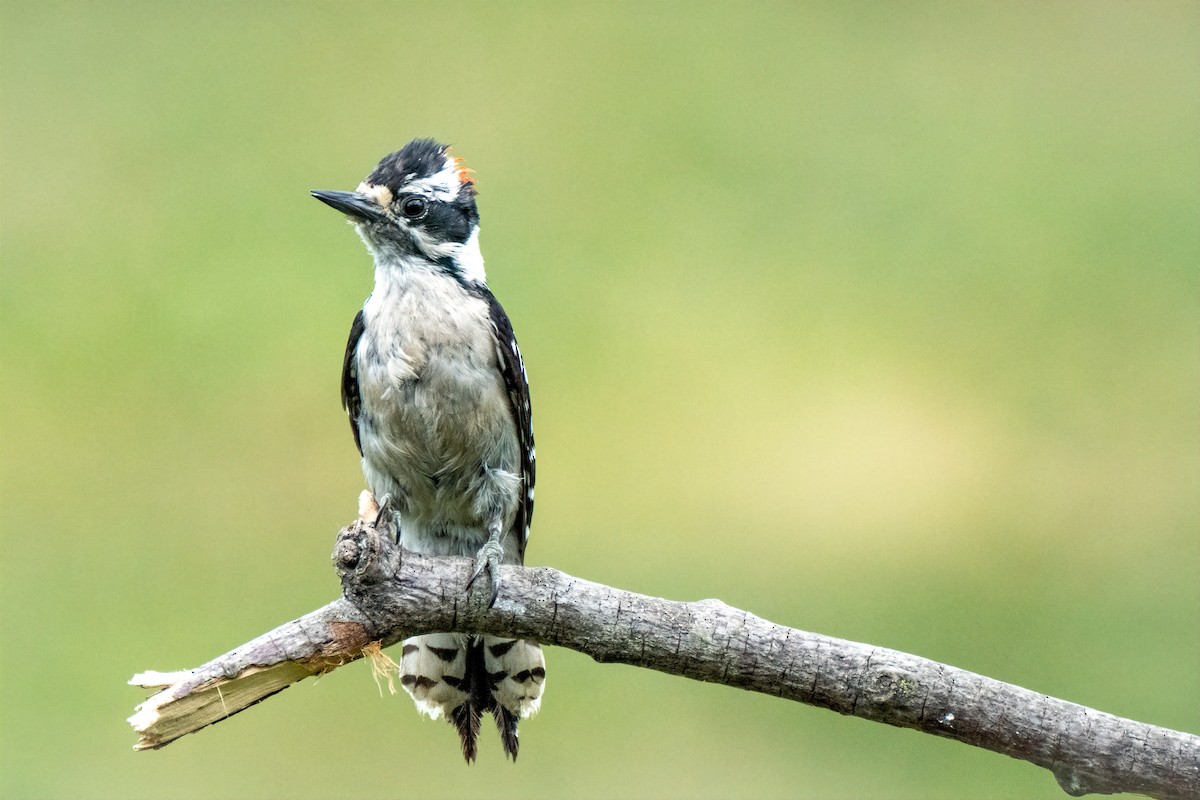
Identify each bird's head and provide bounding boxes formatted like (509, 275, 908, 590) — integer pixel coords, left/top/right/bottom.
(313, 138, 484, 285)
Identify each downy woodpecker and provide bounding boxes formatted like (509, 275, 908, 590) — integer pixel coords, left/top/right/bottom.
(312, 139, 544, 762)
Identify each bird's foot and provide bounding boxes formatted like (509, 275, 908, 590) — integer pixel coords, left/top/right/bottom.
(466, 530, 504, 608)
(373, 493, 399, 543)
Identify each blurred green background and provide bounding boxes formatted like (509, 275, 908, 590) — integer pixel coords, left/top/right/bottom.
(2, 2, 1197, 798)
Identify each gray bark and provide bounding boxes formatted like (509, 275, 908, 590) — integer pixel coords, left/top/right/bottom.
(128, 519, 1199, 800)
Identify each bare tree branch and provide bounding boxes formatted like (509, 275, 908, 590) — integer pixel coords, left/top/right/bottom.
(129, 519, 1199, 799)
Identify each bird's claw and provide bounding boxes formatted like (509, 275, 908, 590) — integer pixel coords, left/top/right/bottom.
(373, 493, 399, 542)
(466, 536, 504, 608)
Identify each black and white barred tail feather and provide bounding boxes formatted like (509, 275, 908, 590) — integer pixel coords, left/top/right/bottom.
(400, 633, 545, 761)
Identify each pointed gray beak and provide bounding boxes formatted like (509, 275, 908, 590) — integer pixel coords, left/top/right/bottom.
(311, 190, 388, 224)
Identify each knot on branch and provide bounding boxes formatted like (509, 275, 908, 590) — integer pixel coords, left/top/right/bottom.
(866, 667, 920, 706)
(333, 519, 400, 593)
(1053, 766, 1094, 797)
(853, 662, 923, 724)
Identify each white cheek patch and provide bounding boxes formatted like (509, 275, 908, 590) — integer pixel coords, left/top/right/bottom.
(408, 225, 487, 285)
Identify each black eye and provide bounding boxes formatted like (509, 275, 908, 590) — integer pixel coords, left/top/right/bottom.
(400, 195, 427, 218)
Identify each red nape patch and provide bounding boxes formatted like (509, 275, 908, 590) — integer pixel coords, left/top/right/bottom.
(447, 149, 476, 187)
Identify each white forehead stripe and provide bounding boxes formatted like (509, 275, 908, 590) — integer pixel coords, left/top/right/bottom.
(399, 156, 463, 201)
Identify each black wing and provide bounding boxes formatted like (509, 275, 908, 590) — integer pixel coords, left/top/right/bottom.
(482, 291, 535, 563)
(341, 309, 365, 455)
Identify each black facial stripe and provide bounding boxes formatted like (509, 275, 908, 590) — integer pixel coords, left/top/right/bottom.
(411, 195, 477, 245)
